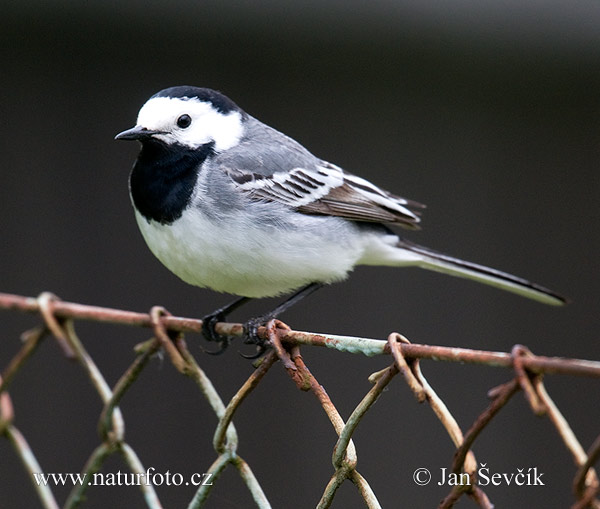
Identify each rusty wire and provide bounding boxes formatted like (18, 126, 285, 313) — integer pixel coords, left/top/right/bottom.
(1, 291, 599, 508)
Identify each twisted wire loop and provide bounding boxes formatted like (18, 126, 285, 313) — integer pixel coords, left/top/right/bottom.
(0, 291, 599, 508)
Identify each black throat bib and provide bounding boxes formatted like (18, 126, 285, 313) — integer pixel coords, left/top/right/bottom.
(129, 140, 215, 224)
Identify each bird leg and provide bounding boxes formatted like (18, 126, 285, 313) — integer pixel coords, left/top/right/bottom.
(241, 282, 324, 358)
(201, 296, 251, 354)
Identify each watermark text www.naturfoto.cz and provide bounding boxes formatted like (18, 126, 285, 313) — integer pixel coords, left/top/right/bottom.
(413, 463, 545, 487)
(33, 468, 213, 488)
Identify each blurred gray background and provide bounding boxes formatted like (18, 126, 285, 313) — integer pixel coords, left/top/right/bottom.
(1, 1, 599, 507)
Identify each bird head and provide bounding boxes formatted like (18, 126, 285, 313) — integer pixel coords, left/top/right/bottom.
(115, 86, 245, 152)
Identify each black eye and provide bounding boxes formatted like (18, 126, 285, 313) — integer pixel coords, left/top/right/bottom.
(176, 114, 192, 129)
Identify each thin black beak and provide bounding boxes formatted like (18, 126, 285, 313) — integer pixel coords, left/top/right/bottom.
(115, 126, 164, 141)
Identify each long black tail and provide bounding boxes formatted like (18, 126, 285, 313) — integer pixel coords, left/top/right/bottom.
(397, 239, 567, 306)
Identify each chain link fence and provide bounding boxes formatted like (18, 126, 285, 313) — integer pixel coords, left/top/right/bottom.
(1, 291, 599, 508)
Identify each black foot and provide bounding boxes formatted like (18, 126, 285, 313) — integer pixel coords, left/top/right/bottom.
(201, 311, 230, 355)
(239, 316, 270, 359)
(201, 284, 324, 359)
(200, 296, 252, 355)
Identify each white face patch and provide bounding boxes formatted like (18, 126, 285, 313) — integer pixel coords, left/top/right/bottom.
(136, 96, 244, 151)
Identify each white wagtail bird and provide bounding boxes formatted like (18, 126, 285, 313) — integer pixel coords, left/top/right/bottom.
(116, 86, 565, 354)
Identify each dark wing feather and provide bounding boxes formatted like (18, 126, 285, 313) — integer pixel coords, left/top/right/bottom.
(227, 161, 424, 229)
(220, 122, 424, 228)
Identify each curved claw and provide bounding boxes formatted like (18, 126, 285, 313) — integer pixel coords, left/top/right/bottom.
(201, 311, 232, 355)
(201, 312, 224, 343)
(204, 338, 231, 355)
(239, 343, 268, 359)
(237, 316, 270, 359)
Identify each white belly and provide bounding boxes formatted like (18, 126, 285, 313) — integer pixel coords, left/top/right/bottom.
(134, 206, 365, 298)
